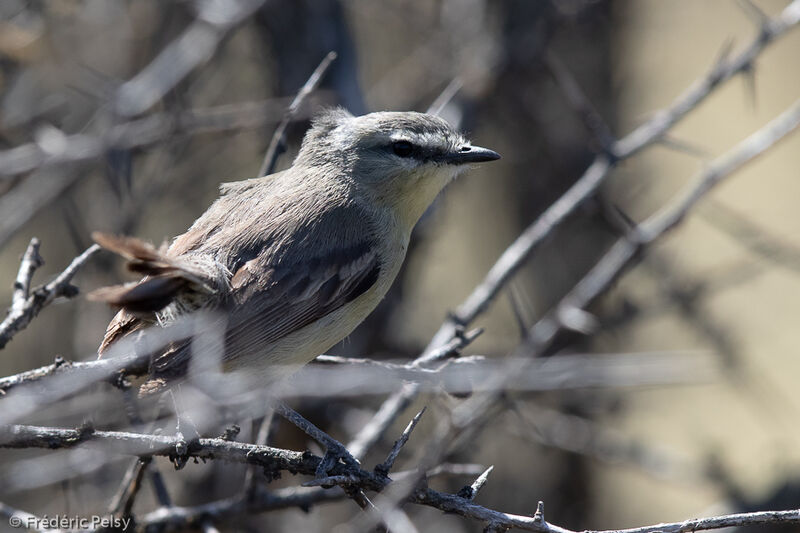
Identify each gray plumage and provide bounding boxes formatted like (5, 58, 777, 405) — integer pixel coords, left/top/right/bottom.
(92, 109, 499, 393)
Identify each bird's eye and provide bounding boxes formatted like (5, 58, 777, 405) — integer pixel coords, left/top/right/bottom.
(392, 140, 414, 158)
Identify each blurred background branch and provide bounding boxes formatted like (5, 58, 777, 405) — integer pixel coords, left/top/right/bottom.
(1, 1, 800, 532)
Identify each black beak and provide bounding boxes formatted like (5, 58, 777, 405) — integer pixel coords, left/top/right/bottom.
(442, 145, 501, 164)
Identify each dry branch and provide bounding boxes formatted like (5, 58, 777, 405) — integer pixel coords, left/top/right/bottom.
(0, 98, 303, 179)
(0, 244, 100, 350)
(431, 97, 800, 476)
(257, 51, 338, 177)
(1, 3, 799, 531)
(10, 239, 42, 312)
(0, 423, 550, 532)
(334, 8, 800, 494)
(325, 86, 800, 533)
(423, 0, 800, 354)
(114, 0, 267, 117)
(526, 97, 800, 354)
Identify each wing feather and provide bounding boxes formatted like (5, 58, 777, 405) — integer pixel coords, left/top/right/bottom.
(147, 201, 381, 384)
(221, 240, 380, 363)
(97, 171, 383, 389)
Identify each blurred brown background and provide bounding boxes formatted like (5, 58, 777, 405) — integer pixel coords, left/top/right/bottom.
(1, 0, 800, 531)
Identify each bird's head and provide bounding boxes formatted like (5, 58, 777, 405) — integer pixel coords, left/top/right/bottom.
(294, 108, 500, 229)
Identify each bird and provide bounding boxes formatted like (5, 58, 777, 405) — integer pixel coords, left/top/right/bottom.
(91, 108, 500, 394)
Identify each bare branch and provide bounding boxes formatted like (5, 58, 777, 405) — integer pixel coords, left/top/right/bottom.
(140, 486, 346, 529)
(10, 238, 42, 312)
(8, 422, 798, 533)
(0, 243, 100, 350)
(0, 347, 714, 413)
(458, 465, 494, 501)
(347, 383, 419, 462)
(141, 463, 484, 530)
(257, 51, 338, 177)
(423, 0, 800, 355)
(510, 403, 700, 484)
(374, 407, 426, 476)
(0, 424, 548, 532)
(700, 199, 800, 274)
(0, 98, 302, 179)
(2, 5, 799, 531)
(341, 325, 482, 461)
(544, 50, 616, 155)
(523, 97, 800, 354)
(243, 407, 276, 500)
(410, 326, 483, 368)
(107, 458, 149, 517)
(272, 402, 360, 476)
(0, 424, 358, 482)
(426, 77, 463, 117)
(335, 93, 800, 533)
(114, 0, 267, 117)
(736, 0, 770, 29)
(584, 509, 800, 533)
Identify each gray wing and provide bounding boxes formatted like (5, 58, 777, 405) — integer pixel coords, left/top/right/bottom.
(148, 199, 382, 380)
(221, 235, 381, 361)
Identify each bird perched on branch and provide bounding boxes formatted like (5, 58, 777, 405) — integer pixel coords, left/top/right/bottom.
(91, 109, 500, 394)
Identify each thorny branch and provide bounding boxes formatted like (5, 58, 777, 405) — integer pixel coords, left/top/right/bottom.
(424, 0, 800, 353)
(524, 97, 800, 354)
(324, 10, 800, 516)
(4, 424, 798, 533)
(302, 37, 800, 533)
(2, 2, 800, 532)
(257, 51, 338, 177)
(0, 244, 100, 350)
(418, 97, 800, 500)
(0, 0, 275, 181)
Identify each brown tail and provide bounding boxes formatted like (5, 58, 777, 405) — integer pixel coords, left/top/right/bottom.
(89, 232, 212, 314)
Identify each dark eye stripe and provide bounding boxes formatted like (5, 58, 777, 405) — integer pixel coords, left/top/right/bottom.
(392, 140, 414, 158)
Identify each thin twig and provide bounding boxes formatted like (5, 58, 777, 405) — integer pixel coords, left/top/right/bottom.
(584, 509, 800, 533)
(700, 199, 800, 274)
(426, 77, 463, 117)
(114, 0, 266, 117)
(374, 408, 426, 476)
(423, 0, 800, 355)
(272, 402, 360, 476)
(458, 465, 493, 501)
(544, 50, 616, 154)
(243, 407, 276, 501)
(10, 238, 43, 313)
(107, 458, 149, 517)
(313, 353, 485, 372)
(347, 383, 419, 462)
(257, 51, 338, 177)
(0, 244, 100, 350)
(0, 98, 303, 179)
(510, 402, 699, 483)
